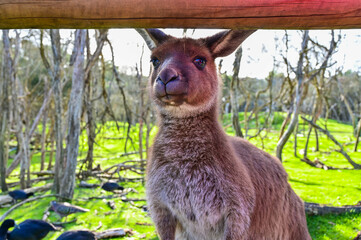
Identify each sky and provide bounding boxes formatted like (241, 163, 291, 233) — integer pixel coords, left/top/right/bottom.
(103, 29, 361, 79)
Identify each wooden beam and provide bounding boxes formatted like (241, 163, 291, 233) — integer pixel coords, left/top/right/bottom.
(0, 0, 361, 29)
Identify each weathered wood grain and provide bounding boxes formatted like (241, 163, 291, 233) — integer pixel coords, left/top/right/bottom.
(0, 0, 360, 29)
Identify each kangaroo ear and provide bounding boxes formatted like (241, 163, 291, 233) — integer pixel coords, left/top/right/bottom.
(136, 28, 172, 50)
(147, 29, 173, 49)
(204, 30, 256, 58)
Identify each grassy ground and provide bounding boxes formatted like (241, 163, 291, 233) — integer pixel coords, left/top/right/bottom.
(1, 113, 360, 239)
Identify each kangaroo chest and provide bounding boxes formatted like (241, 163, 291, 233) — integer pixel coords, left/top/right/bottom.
(147, 134, 228, 239)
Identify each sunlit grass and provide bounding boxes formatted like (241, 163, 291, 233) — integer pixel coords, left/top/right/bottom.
(1, 114, 360, 239)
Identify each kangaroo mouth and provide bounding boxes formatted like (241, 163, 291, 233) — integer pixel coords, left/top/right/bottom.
(160, 94, 186, 106)
(154, 79, 188, 106)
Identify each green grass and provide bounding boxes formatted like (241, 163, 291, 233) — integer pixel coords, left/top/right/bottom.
(307, 213, 361, 240)
(1, 115, 361, 239)
(225, 113, 361, 239)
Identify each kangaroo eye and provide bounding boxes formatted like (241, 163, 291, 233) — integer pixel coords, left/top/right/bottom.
(193, 57, 207, 69)
(151, 57, 160, 68)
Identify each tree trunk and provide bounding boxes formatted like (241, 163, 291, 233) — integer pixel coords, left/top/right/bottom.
(49, 29, 65, 194)
(84, 74, 95, 172)
(336, 77, 356, 134)
(230, 46, 244, 138)
(59, 29, 86, 200)
(0, 30, 11, 192)
(5, 40, 55, 178)
(83, 30, 107, 172)
(243, 94, 251, 138)
(279, 108, 292, 139)
(6, 30, 30, 189)
(304, 123, 312, 159)
(84, 32, 95, 173)
(293, 122, 299, 157)
(17, 132, 29, 189)
(354, 118, 361, 152)
(47, 123, 55, 171)
(276, 30, 309, 161)
(136, 45, 145, 180)
(304, 92, 322, 158)
(40, 77, 49, 171)
(314, 128, 319, 151)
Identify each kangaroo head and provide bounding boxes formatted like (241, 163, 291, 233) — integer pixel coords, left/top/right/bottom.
(144, 29, 255, 118)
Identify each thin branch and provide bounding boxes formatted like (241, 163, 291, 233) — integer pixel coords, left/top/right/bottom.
(0, 194, 58, 222)
(106, 37, 135, 152)
(301, 116, 361, 169)
(39, 30, 53, 77)
(84, 30, 108, 76)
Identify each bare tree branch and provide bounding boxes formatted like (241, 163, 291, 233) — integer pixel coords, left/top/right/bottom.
(301, 116, 361, 169)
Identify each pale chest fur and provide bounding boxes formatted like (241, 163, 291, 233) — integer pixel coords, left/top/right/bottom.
(147, 129, 229, 239)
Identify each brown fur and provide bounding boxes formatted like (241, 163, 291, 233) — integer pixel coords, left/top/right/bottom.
(143, 29, 311, 240)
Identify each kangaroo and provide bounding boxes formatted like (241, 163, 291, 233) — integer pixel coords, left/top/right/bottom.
(141, 29, 311, 240)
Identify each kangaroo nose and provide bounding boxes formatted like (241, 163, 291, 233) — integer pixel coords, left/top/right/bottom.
(157, 68, 179, 84)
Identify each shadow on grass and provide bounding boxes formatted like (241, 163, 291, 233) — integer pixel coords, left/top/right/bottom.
(307, 213, 361, 240)
(289, 178, 323, 186)
(289, 178, 361, 191)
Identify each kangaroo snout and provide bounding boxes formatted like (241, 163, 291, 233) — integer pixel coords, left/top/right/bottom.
(157, 68, 179, 84)
(154, 68, 187, 105)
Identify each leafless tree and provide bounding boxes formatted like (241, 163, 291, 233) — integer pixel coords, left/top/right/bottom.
(229, 46, 244, 138)
(9, 30, 32, 188)
(276, 30, 310, 161)
(302, 31, 340, 159)
(40, 76, 49, 171)
(0, 30, 12, 191)
(82, 30, 108, 173)
(4, 31, 56, 180)
(355, 118, 361, 151)
(59, 29, 107, 199)
(0, 31, 35, 188)
(135, 45, 146, 179)
(59, 29, 87, 199)
(277, 30, 340, 161)
(39, 29, 65, 194)
(106, 38, 134, 152)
